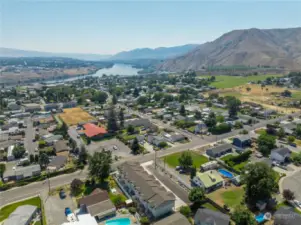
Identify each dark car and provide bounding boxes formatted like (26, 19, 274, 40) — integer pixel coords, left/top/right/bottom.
(59, 189, 66, 199)
(289, 143, 297, 147)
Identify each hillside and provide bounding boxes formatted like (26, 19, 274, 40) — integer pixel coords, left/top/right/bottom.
(110, 44, 199, 60)
(158, 27, 301, 71)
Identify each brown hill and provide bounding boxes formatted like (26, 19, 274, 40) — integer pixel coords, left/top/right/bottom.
(158, 27, 301, 72)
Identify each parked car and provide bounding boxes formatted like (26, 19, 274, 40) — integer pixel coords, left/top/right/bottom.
(289, 143, 297, 147)
(113, 145, 118, 150)
(176, 166, 182, 171)
(65, 207, 72, 216)
(59, 189, 66, 199)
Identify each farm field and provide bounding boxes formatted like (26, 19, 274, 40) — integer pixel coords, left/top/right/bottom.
(59, 107, 95, 126)
(199, 74, 283, 88)
(162, 151, 209, 168)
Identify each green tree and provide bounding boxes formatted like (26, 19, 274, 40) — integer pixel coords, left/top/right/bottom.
(287, 135, 295, 143)
(283, 189, 295, 201)
(277, 127, 285, 139)
(89, 150, 112, 182)
(179, 205, 192, 218)
(12, 145, 25, 159)
(216, 115, 225, 123)
(118, 109, 124, 128)
(295, 125, 301, 138)
(190, 166, 197, 179)
(291, 152, 301, 165)
(205, 112, 216, 127)
(112, 94, 117, 105)
(0, 163, 6, 182)
(257, 133, 276, 156)
(188, 187, 205, 205)
(133, 88, 140, 97)
(39, 153, 50, 169)
(70, 178, 84, 196)
(137, 96, 148, 105)
(140, 217, 150, 225)
(241, 162, 278, 205)
(227, 96, 241, 118)
(34, 154, 39, 163)
(131, 138, 140, 155)
(232, 206, 257, 225)
(179, 105, 186, 116)
(127, 125, 135, 134)
(107, 106, 119, 133)
(158, 142, 168, 149)
(78, 145, 88, 165)
(194, 110, 202, 120)
(178, 151, 193, 170)
(29, 154, 34, 163)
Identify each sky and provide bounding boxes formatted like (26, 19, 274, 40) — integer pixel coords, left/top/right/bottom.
(1, 1, 301, 54)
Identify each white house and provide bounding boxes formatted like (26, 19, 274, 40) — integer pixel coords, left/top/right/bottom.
(270, 147, 291, 163)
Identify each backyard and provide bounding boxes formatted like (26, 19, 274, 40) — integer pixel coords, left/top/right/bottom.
(162, 151, 209, 168)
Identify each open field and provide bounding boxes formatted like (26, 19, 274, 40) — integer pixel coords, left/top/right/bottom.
(59, 107, 95, 126)
(199, 74, 283, 88)
(208, 186, 244, 210)
(162, 151, 209, 168)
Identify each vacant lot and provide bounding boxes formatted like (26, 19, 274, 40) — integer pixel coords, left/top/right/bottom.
(208, 186, 244, 210)
(200, 74, 283, 88)
(59, 107, 95, 126)
(163, 151, 209, 168)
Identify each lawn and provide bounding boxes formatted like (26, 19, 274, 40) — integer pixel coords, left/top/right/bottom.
(201, 202, 220, 212)
(0, 196, 42, 222)
(294, 139, 301, 147)
(199, 74, 283, 89)
(255, 128, 267, 135)
(220, 154, 234, 162)
(163, 151, 209, 168)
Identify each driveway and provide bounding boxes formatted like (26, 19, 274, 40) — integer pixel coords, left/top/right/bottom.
(43, 193, 77, 225)
(24, 117, 37, 155)
(86, 138, 132, 158)
(68, 126, 84, 148)
(282, 170, 301, 201)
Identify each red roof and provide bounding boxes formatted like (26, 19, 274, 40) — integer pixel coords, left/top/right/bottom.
(83, 123, 107, 138)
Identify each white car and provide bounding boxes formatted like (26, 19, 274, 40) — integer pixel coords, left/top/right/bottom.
(113, 145, 118, 150)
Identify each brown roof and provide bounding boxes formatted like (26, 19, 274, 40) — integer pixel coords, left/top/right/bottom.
(54, 140, 69, 153)
(78, 189, 110, 207)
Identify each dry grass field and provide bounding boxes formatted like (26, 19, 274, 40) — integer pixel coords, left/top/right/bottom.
(59, 107, 95, 126)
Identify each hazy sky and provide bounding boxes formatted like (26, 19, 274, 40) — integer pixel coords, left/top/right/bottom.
(1, 1, 300, 54)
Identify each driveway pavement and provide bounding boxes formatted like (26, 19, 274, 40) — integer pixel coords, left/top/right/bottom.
(24, 117, 37, 155)
(68, 126, 84, 148)
(282, 170, 301, 201)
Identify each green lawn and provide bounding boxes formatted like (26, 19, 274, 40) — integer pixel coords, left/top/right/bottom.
(220, 154, 234, 162)
(163, 151, 209, 168)
(221, 188, 244, 208)
(0, 197, 42, 222)
(292, 91, 301, 99)
(201, 202, 220, 212)
(199, 74, 283, 88)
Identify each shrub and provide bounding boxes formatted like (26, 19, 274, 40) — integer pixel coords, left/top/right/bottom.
(140, 217, 150, 225)
(129, 207, 137, 214)
(180, 205, 192, 218)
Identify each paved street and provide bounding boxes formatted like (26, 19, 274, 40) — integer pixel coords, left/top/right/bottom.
(68, 126, 84, 148)
(282, 170, 301, 201)
(24, 117, 37, 155)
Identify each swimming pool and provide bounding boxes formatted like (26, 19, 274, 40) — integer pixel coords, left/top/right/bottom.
(218, 169, 234, 178)
(105, 218, 131, 225)
(255, 213, 265, 223)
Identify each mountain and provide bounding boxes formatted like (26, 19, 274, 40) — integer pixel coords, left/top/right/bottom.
(158, 27, 301, 71)
(0, 48, 111, 61)
(110, 44, 199, 60)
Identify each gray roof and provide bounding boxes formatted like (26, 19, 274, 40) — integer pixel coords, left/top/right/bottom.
(54, 140, 69, 152)
(48, 155, 67, 169)
(281, 123, 297, 130)
(274, 207, 301, 225)
(124, 118, 151, 129)
(15, 165, 41, 177)
(118, 162, 175, 208)
(208, 144, 233, 155)
(194, 208, 230, 225)
(87, 200, 115, 217)
(4, 205, 37, 225)
(154, 213, 190, 225)
(272, 147, 291, 157)
(234, 135, 250, 142)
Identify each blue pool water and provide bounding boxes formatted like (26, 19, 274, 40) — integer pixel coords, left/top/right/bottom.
(255, 213, 265, 223)
(105, 218, 131, 225)
(218, 169, 234, 178)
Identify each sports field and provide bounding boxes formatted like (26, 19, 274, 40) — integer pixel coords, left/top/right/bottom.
(59, 107, 95, 126)
(199, 74, 283, 88)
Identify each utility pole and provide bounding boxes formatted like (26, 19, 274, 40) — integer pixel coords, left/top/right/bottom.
(154, 150, 157, 170)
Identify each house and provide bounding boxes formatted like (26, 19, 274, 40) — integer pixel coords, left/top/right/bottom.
(7, 145, 15, 161)
(44, 134, 63, 145)
(200, 161, 219, 171)
(124, 118, 152, 129)
(280, 123, 297, 135)
(23, 103, 41, 113)
(129, 135, 145, 145)
(154, 213, 190, 225)
(194, 122, 208, 134)
(175, 115, 186, 121)
(167, 101, 181, 109)
(61, 101, 77, 109)
(148, 135, 166, 147)
(47, 155, 68, 171)
(232, 135, 251, 148)
(61, 214, 98, 225)
(54, 140, 70, 154)
(12, 165, 41, 180)
(78, 188, 116, 222)
(192, 170, 224, 193)
(116, 162, 175, 219)
(194, 208, 230, 225)
(274, 207, 301, 225)
(7, 102, 21, 111)
(213, 103, 227, 108)
(163, 133, 186, 143)
(206, 144, 233, 158)
(44, 103, 59, 112)
(163, 114, 172, 121)
(83, 123, 108, 140)
(3, 205, 38, 225)
(270, 147, 291, 163)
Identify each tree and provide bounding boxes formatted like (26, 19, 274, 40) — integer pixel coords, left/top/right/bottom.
(131, 138, 140, 155)
(179, 104, 186, 116)
(133, 88, 140, 97)
(137, 96, 148, 105)
(70, 178, 84, 195)
(158, 142, 168, 149)
(188, 187, 205, 205)
(112, 94, 117, 105)
(281, 90, 292, 97)
(287, 135, 295, 143)
(246, 87, 252, 92)
(89, 150, 112, 182)
(190, 166, 196, 179)
(29, 154, 34, 163)
(118, 109, 124, 128)
(179, 205, 192, 218)
(241, 162, 278, 205)
(234, 121, 243, 129)
(291, 152, 301, 165)
(227, 96, 241, 118)
(178, 151, 193, 170)
(194, 110, 202, 120)
(39, 153, 49, 169)
(34, 154, 39, 163)
(140, 217, 150, 225)
(107, 106, 119, 133)
(12, 145, 25, 159)
(277, 127, 285, 139)
(127, 125, 135, 134)
(283, 189, 295, 201)
(295, 124, 301, 138)
(205, 112, 217, 128)
(257, 133, 276, 156)
(78, 145, 88, 165)
(0, 163, 6, 182)
(232, 206, 257, 225)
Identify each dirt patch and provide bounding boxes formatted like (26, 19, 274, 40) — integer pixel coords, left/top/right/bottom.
(59, 107, 95, 126)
